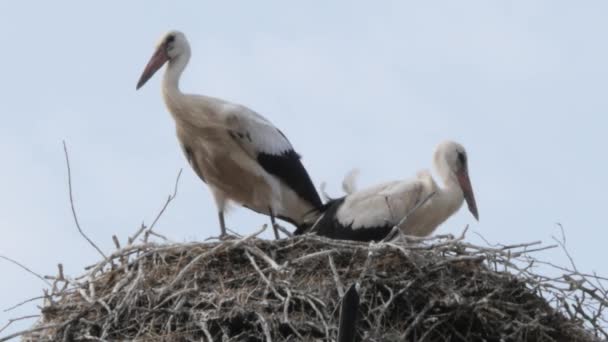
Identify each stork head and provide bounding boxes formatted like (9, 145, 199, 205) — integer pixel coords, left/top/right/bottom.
(434, 141, 479, 220)
(136, 31, 190, 90)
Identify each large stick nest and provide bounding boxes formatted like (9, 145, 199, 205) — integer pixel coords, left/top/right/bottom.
(19, 227, 606, 341)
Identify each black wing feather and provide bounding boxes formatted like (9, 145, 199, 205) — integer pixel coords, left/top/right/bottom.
(226, 126, 322, 211)
(257, 150, 323, 210)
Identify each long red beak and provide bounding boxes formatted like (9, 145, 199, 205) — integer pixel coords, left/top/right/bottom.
(136, 45, 169, 90)
(457, 169, 479, 220)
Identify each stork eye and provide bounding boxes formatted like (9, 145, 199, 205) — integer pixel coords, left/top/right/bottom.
(166, 35, 175, 44)
(457, 152, 467, 166)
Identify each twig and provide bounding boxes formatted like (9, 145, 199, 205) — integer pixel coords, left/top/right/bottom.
(245, 250, 285, 301)
(0, 323, 62, 342)
(553, 223, 578, 272)
(129, 169, 182, 245)
(4, 296, 46, 313)
(145, 229, 169, 242)
(62, 141, 107, 260)
(0, 255, 51, 287)
(198, 320, 213, 342)
(0, 315, 40, 335)
(382, 191, 437, 242)
(256, 313, 273, 342)
(245, 246, 281, 271)
(328, 254, 344, 297)
(291, 249, 336, 264)
(112, 235, 121, 250)
(147, 169, 183, 232)
(402, 302, 433, 339)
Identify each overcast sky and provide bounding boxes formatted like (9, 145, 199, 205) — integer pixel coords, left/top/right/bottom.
(1, 1, 607, 338)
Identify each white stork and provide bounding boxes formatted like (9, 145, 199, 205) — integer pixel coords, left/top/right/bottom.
(136, 31, 323, 239)
(300, 141, 478, 241)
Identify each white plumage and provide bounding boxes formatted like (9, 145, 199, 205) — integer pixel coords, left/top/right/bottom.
(305, 141, 479, 241)
(341, 168, 360, 195)
(136, 31, 323, 239)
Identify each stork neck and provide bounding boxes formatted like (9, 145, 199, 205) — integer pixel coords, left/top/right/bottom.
(435, 176, 464, 218)
(430, 152, 465, 220)
(162, 53, 190, 95)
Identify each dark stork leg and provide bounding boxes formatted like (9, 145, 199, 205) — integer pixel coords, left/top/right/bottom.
(218, 211, 227, 238)
(269, 208, 280, 240)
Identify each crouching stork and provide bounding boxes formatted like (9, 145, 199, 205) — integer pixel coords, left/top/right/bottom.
(299, 141, 479, 241)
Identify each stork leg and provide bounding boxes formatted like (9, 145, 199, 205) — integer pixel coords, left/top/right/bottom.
(218, 211, 228, 238)
(269, 208, 280, 240)
(210, 211, 238, 241)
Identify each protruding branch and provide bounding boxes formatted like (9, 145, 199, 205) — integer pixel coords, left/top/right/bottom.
(62, 141, 107, 260)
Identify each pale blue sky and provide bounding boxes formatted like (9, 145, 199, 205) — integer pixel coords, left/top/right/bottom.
(1, 1, 607, 337)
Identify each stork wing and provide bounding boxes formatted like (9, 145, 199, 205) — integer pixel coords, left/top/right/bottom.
(223, 106, 323, 209)
(179, 143, 203, 182)
(338, 179, 425, 229)
(307, 180, 424, 242)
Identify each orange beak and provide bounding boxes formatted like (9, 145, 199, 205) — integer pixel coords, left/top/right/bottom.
(457, 169, 479, 220)
(136, 44, 169, 90)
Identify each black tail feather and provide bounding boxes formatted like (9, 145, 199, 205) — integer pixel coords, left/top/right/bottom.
(293, 197, 345, 235)
(338, 284, 360, 342)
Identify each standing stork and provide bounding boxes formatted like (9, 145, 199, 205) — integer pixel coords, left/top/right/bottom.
(136, 31, 323, 239)
(300, 141, 478, 241)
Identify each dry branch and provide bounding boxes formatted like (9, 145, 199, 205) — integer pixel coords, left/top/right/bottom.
(62, 141, 106, 260)
(0, 255, 50, 287)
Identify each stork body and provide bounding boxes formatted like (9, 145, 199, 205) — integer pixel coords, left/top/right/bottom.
(137, 31, 323, 239)
(303, 141, 478, 241)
